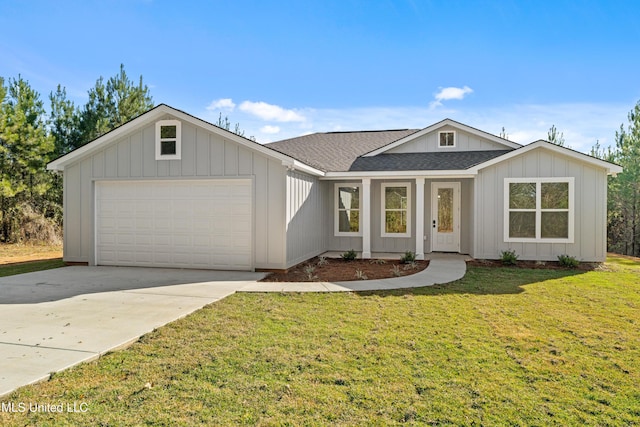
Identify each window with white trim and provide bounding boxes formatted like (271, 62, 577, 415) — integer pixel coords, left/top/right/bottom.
(504, 177, 574, 243)
(439, 131, 456, 148)
(335, 183, 361, 236)
(155, 120, 181, 160)
(381, 182, 411, 237)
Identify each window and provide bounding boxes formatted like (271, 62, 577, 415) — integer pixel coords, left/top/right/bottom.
(335, 183, 361, 236)
(504, 178, 574, 243)
(439, 131, 456, 148)
(155, 120, 181, 160)
(381, 182, 411, 237)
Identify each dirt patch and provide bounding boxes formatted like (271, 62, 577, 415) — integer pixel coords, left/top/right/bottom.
(467, 259, 600, 271)
(261, 257, 429, 282)
(0, 244, 63, 265)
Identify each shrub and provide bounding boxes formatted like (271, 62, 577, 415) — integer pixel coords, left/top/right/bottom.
(390, 265, 403, 277)
(500, 249, 519, 265)
(558, 254, 580, 268)
(341, 249, 357, 261)
(303, 265, 318, 281)
(317, 256, 329, 267)
(400, 251, 416, 264)
(1, 202, 62, 244)
(354, 269, 368, 280)
(403, 261, 419, 270)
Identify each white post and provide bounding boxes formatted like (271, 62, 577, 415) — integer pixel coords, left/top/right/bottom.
(415, 178, 425, 260)
(361, 178, 371, 259)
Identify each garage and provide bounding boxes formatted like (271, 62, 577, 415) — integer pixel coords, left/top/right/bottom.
(95, 179, 252, 270)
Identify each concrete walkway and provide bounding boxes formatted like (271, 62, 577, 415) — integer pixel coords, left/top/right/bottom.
(239, 253, 467, 293)
(0, 255, 466, 397)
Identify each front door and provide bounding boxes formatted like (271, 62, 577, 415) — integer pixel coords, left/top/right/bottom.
(431, 182, 460, 252)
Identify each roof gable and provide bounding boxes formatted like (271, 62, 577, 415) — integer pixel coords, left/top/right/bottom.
(470, 140, 623, 175)
(364, 119, 521, 157)
(47, 104, 324, 176)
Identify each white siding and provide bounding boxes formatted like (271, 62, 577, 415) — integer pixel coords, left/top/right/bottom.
(63, 114, 288, 269)
(474, 147, 608, 262)
(285, 171, 326, 268)
(388, 126, 509, 153)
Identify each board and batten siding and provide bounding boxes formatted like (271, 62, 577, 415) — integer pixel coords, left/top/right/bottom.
(285, 171, 326, 268)
(387, 127, 508, 153)
(63, 115, 288, 269)
(473, 147, 607, 262)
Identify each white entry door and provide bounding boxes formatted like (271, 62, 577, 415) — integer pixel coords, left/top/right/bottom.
(96, 179, 252, 270)
(431, 182, 460, 252)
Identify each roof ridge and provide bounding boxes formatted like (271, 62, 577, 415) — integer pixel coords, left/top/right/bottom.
(323, 129, 417, 134)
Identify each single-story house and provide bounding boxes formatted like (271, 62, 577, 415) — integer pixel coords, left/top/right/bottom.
(47, 104, 622, 271)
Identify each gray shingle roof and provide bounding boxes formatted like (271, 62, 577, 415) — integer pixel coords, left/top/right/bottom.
(265, 129, 419, 172)
(349, 151, 513, 171)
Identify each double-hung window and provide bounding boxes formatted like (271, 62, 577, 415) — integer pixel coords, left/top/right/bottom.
(335, 183, 361, 236)
(155, 120, 181, 160)
(381, 183, 411, 237)
(504, 177, 574, 243)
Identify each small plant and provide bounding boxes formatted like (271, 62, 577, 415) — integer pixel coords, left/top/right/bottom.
(500, 249, 519, 266)
(341, 249, 357, 261)
(558, 254, 580, 268)
(400, 251, 416, 264)
(369, 259, 387, 265)
(403, 261, 419, 270)
(317, 256, 329, 267)
(391, 265, 403, 277)
(303, 265, 318, 281)
(354, 269, 368, 280)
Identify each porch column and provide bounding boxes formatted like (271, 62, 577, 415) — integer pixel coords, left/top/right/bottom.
(361, 178, 371, 259)
(415, 178, 425, 260)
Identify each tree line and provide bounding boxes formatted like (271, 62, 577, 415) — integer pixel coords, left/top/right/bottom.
(1, 66, 639, 256)
(0, 65, 153, 243)
(590, 101, 640, 257)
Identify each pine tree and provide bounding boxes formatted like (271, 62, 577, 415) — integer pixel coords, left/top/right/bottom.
(610, 101, 640, 255)
(49, 85, 81, 156)
(0, 76, 55, 241)
(547, 124, 565, 146)
(78, 64, 154, 145)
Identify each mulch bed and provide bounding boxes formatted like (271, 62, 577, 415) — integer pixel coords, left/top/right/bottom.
(260, 257, 429, 282)
(466, 259, 601, 271)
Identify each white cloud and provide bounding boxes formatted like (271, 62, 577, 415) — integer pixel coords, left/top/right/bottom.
(260, 125, 280, 134)
(430, 85, 473, 109)
(207, 98, 236, 111)
(239, 101, 306, 122)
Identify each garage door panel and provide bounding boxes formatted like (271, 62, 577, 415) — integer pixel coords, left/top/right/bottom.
(96, 180, 252, 270)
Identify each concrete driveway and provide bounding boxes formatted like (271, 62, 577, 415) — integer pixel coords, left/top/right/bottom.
(0, 266, 265, 397)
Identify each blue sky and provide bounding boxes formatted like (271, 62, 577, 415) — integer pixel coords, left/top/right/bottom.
(1, 0, 639, 151)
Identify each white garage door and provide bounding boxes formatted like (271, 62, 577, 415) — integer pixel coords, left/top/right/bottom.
(96, 180, 252, 270)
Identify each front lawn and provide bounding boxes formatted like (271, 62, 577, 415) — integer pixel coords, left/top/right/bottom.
(1, 255, 639, 425)
(0, 259, 65, 277)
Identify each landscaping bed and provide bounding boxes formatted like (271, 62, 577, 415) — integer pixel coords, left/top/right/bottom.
(467, 259, 600, 271)
(261, 257, 429, 282)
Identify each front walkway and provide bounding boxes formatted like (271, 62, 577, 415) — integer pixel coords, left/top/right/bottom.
(239, 253, 467, 293)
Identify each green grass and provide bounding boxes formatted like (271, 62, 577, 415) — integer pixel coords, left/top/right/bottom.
(1, 256, 639, 425)
(0, 258, 65, 277)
